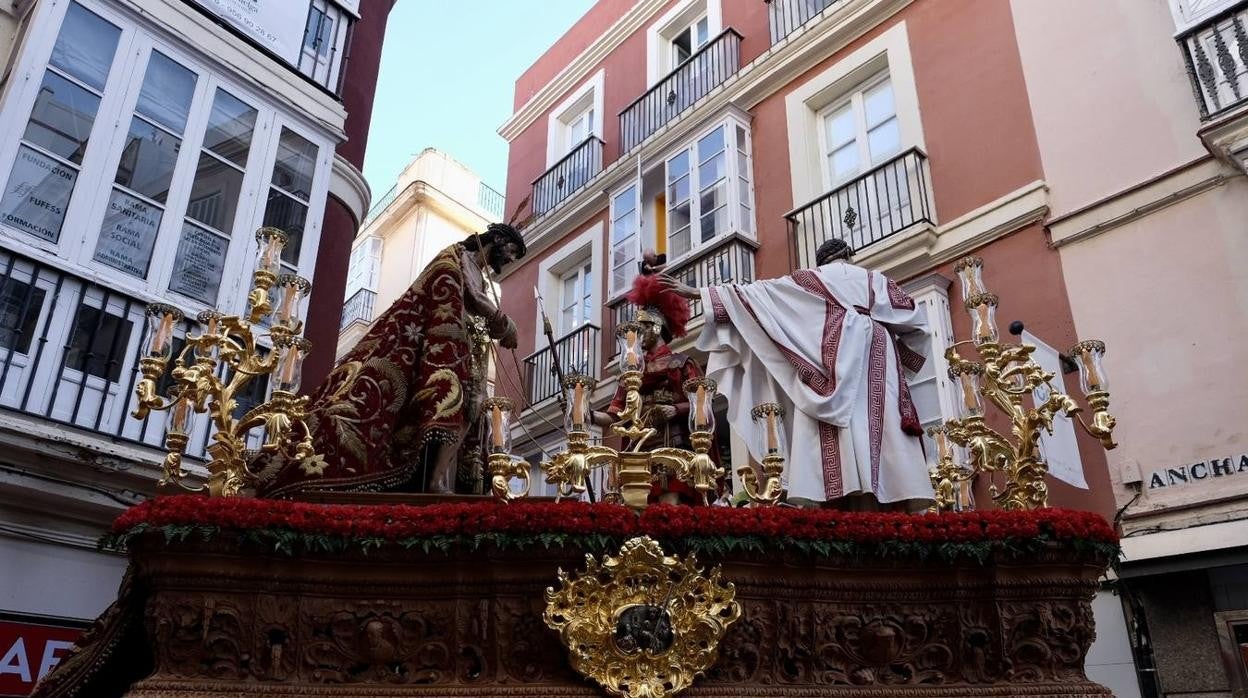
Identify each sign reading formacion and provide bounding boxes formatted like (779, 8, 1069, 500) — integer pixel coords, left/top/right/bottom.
(1148, 453, 1248, 489)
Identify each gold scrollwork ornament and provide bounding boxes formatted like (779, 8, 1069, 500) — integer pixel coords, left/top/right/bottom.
(544, 536, 741, 698)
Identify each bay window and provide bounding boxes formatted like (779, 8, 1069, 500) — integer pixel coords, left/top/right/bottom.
(0, 3, 120, 244)
(0, 0, 333, 316)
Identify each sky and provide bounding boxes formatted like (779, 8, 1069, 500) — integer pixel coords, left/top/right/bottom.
(362, 0, 598, 201)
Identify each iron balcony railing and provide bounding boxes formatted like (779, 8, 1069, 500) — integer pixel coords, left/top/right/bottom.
(478, 182, 505, 219)
(786, 147, 933, 270)
(532, 136, 604, 217)
(605, 233, 758, 355)
(619, 28, 743, 154)
(522, 323, 600, 406)
(766, 0, 846, 44)
(1179, 1, 1248, 119)
(362, 183, 397, 227)
(340, 288, 376, 330)
(0, 248, 261, 463)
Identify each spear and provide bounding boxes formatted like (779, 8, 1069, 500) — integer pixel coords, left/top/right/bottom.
(534, 286, 596, 503)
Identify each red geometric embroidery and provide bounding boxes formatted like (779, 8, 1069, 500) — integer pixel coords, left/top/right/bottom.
(708, 286, 729, 324)
(821, 421, 841, 499)
(867, 323, 887, 496)
(886, 277, 915, 310)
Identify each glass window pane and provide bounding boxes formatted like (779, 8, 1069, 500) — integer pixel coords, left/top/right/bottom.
(94, 188, 162, 277)
(669, 199, 691, 233)
(864, 78, 896, 128)
(271, 128, 317, 200)
(699, 151, 725, 184)
(612, 186, 636, 217)
(612, 210, 636, 244)
(202, 89, 256, 167)
(668, 174, 690, 204)
(114, 117, 180, 203)
(700, 206, 725, 242)
(669, 227, 690, 258)
(24, 71, 101, 164)
(0, 145, 78, 242)
(830, 143, 859, 180)
(50, 3, 121, 91)
(668, 151, 690, 181)
(823, 105, 855, 150)
(868, 117, 901, 162)
(697, 127, 725, 158)
(0, 279, 46, 354)
(264, 189, 308, 264)
(612, 237, 635, 267)
(187, 152, 244, 232)
(64, 304, 132, 383)
(303, 8, 332, 56)
(168, 223, 229, 303)
(135, 52, 197, 134)
(700, 182, 726, 217)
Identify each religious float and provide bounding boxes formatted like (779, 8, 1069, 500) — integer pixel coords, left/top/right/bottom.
(34, 230, 1121, 698)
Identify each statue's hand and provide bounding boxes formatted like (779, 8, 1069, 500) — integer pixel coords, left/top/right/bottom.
(657, 274, 699, 300)
(499, 318, 518, 349)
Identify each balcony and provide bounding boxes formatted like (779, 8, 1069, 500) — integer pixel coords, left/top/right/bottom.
(767, 0, 847, 44)
(619, 28, 743, 154)
(0, 248, 228, 462)
(478, 182, 505, 219)
(340, 288, 376, 330)
(1179, 2, 1248, 119)
(787, 148, 933, 269)
(522, 323, 601, 406)
(532, 137, 604, 217)
(605, 233, 758, 353)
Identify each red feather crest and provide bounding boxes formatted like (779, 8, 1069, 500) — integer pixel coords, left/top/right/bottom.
(626, 274, 691, 339)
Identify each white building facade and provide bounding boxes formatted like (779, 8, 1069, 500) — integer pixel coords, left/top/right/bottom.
(0, 1, 367, 692)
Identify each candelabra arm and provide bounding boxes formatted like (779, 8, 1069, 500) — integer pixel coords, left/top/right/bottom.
(489, 451, 530, 501)
(738, 453, 785, 506)
(1072, 390, 1117, 449)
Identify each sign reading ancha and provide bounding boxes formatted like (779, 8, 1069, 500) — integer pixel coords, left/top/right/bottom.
(1148, 453, 1248, 489)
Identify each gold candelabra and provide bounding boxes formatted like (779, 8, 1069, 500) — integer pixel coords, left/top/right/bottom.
(132, 227, 315, 497)
(935, 256, 1117, 511)
(537, 322, 736, 510)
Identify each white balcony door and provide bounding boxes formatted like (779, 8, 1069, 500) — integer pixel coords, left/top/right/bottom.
(559, 262, 593, 336)
(609, 185, 640, 295)
(818, 75, 909, 240)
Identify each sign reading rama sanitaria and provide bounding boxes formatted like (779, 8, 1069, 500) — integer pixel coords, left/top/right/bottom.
(1148, 453, 1248, 489)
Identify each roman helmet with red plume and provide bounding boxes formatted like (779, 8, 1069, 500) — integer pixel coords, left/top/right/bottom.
(627, 273, 691, 342)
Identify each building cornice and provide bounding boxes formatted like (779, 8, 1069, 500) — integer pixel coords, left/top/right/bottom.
(498, 0, 914, 276)
(330, 153, 372, 229)
(498, 0, 669, 142)
(1048, 156, 1235, 248)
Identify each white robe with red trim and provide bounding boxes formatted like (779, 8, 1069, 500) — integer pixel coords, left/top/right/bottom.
(697, 262, 934, 505)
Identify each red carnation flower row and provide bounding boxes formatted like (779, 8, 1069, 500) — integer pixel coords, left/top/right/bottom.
(111, 495, 1117, 546)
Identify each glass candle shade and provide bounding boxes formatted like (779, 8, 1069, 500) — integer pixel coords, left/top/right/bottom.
(616, 322, 645, 373)
(167, 393, 194, 434)
(275, 274, 312, 328)
(1069, 339, 1108, 393)
(927, 425, 953, 464)
(563, 373, 596, 432)
(966, 293, 999, 346)
(144, 303, 184, 359)
(195, 309, 223, 360)
(949, 362, 985, 417)
(483, 396, 515, 454)
(273, 336, 311, 393)
(750, 402, 787, 459)
(255, 227, 287, 276)
(953, 256, 986, 302)
(684, 378, 718, 433)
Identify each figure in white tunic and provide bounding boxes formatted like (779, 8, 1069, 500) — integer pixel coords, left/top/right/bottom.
(662, 239, 934, 508)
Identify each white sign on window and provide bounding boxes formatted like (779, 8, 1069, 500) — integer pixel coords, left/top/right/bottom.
(0, 146, 76, 242)
(1024, 331, 1088, 489)
(94, 190, 161, 277)
(169, 224, 228, 303)
(191, 0, 313, 65)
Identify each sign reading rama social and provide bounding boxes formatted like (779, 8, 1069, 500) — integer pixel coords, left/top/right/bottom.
(0, 616, 85, 697)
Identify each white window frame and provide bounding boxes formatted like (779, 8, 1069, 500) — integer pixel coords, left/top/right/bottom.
(902, 274, 962, 437)
(815, 72, 900, 189)
(661, 114, 755, 264)
(1168, 0, 1240, 32)
(535, 222, 603, 353)
(645, 0, 723, 85)
(557, 261, 594, 336)
(299, 0, 351, 90)
(0, 0, 334, 320)
(545, 70, 604, 168)
(784, 21, 925, 208)
(345, 235, 381, 298)
(607, 184, 641, 298)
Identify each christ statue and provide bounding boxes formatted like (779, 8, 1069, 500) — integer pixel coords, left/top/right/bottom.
(662, 238, 934, 508)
